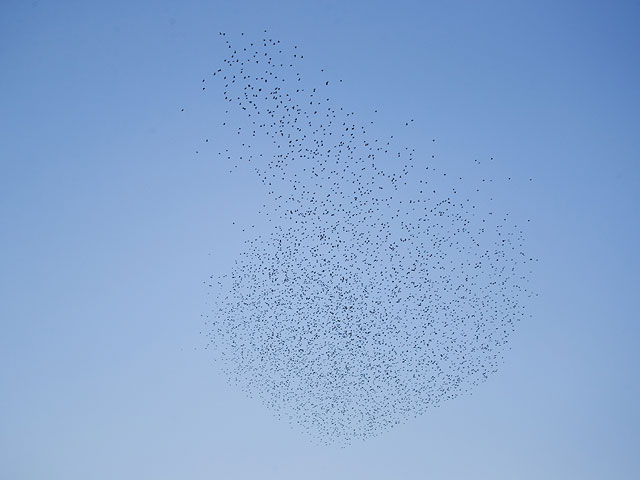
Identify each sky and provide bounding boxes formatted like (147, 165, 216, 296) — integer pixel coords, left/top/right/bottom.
(1, 0, 639, 478)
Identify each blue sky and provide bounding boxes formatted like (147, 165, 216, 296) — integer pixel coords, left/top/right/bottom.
(1, 1, 639, 478)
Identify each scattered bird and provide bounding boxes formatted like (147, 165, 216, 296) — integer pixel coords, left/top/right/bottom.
(191, 31, 536, 445)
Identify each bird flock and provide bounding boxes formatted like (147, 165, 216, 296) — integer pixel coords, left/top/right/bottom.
(193, 31, 536, 444)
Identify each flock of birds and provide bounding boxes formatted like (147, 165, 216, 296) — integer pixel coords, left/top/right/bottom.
(192, 31, 535, 444)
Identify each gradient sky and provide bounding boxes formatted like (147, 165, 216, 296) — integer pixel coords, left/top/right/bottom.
(1, 1, 639, 479)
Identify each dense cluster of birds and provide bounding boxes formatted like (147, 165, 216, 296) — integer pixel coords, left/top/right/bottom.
(191, 31, 535, 444)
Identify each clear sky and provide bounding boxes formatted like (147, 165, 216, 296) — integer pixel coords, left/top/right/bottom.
(1, 0, 639, 478)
